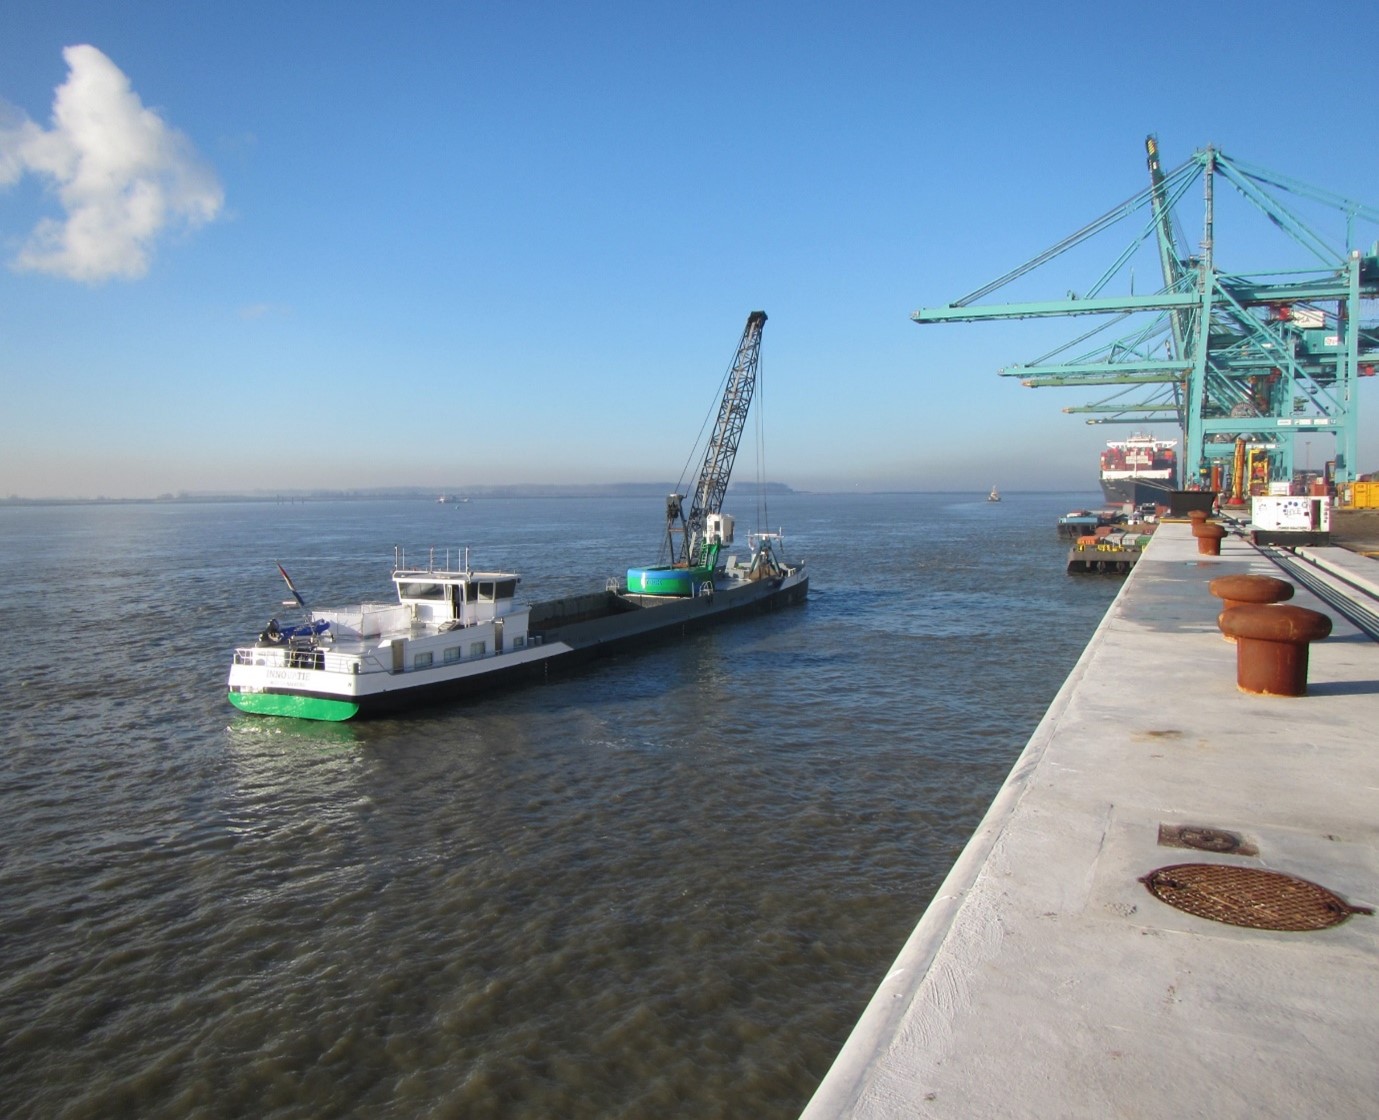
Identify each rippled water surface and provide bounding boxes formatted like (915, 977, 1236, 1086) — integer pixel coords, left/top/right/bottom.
(1, 493, 1120, 1119)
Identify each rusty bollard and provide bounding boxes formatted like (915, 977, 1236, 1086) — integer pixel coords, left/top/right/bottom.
(1188, 509, 1209, 526)
(1209, 574, 1295, 641)
(1193, 522, 1226, 556)
(1218, 604, 1332, 696)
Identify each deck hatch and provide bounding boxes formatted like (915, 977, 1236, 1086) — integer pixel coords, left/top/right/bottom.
(1140, 863, 1373, 931)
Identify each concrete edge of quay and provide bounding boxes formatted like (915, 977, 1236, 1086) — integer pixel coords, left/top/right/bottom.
(800, 563, 1123, 1119)
(802, 519, 1379, 1119)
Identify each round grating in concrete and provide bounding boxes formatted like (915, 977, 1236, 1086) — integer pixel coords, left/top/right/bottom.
(1140, 864, 1373, 931)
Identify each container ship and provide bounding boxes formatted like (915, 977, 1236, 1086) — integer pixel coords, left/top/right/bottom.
(1100, 433, 1178, 505)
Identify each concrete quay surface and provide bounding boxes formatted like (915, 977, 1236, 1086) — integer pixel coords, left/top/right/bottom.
(802, 520, 1379, 1119)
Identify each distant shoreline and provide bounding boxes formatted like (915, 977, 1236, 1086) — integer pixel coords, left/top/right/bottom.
(0, 482, 801, 506)
(0, 485, 1104, 507)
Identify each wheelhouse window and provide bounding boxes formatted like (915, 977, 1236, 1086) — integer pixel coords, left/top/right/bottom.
(470, 580, 517, 602)
(413, 651, 434, 669)
(398, 581, 446, 601)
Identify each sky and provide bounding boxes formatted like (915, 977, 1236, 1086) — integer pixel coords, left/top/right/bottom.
(3, 0, 1378, 499)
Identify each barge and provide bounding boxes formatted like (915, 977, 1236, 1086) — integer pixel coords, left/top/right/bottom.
(226, 309, 808, 721)
(227, 539, 807, 721)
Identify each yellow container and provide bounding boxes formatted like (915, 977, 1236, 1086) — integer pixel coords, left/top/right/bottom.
(1351, 480, 1379, 509)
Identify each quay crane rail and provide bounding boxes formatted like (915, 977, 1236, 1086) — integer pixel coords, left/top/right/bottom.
(664, 310, 768, 569)
(912, 137, 1379, 490)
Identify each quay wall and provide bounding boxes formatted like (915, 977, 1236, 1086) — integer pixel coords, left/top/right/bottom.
(802, 520, 1379, 1119)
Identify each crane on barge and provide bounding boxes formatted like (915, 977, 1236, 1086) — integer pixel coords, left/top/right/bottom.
(664, 310, 768, 569)
(912, 137, 1379, 494)
(626, 310, 790, 598)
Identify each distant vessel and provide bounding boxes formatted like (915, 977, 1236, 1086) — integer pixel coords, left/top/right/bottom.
(1100, 433, 1177, 505)
(1057, 509, 1114, 538)
(988, 485, 1001, 502)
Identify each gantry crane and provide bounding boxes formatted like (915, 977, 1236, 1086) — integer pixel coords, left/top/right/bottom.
(664, 310, 767, 569)
(912, 137, 1379, 493)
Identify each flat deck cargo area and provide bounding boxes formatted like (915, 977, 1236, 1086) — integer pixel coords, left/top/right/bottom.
(531, 573, 807, 655)
(803, 520, 1379, 1119)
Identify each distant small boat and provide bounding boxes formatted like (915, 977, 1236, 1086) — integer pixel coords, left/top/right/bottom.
(988, 485, 1001, 502)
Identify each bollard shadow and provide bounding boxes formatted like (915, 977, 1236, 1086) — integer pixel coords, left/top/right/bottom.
(1305, 679, 1379, 697)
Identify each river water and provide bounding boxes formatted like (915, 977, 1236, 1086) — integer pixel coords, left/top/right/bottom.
(0, 492, 1120, 1119)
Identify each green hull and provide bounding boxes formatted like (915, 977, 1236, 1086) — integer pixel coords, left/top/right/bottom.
(228, 691, 360, 722)
(625, 564, 714, 597)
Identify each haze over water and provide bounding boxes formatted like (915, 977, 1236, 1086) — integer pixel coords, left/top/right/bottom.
(1, 492, 1120, 1118)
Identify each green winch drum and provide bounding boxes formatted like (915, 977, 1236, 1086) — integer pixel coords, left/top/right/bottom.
(625, 565, 714, 597)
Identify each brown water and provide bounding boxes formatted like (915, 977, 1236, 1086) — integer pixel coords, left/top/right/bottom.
(0, 492, 1120, 1118)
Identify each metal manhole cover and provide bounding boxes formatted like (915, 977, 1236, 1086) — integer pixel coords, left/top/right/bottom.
(1140, 864, 1373, 931)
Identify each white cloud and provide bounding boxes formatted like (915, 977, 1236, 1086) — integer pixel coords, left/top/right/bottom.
(0, 44, 223, 282)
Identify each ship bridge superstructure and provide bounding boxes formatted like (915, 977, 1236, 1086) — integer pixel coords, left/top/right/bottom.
(912, 137, 1379, 490)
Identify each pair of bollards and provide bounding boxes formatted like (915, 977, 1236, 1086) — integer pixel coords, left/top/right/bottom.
(1208, 574, 1332, 696)
(1188, 509, 1227, 556)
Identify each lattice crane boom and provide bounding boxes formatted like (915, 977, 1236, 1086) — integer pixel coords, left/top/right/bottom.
(668, 310, 767, 568)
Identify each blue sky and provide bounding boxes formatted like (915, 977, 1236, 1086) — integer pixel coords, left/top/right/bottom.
(3, 1, 1377, 499)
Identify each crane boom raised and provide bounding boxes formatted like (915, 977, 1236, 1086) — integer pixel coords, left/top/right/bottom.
(668, 310, 767, 568)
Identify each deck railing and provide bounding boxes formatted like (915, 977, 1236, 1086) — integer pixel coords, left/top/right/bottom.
(232, 646, 364, 674)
